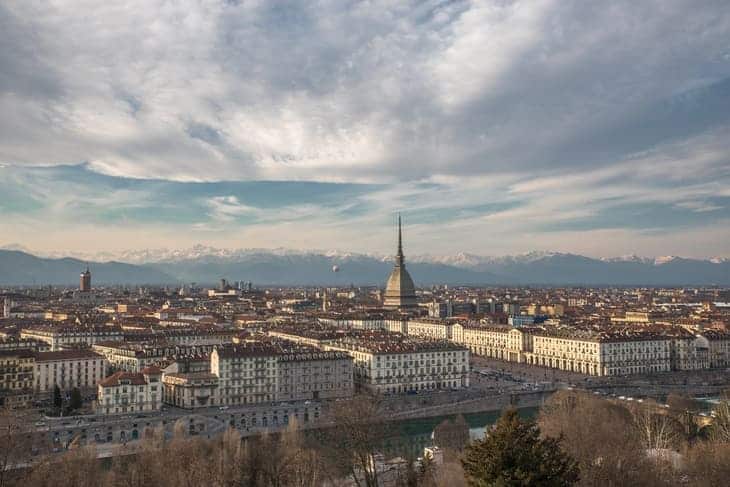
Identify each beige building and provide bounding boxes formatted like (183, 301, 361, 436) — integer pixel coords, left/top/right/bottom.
(34, 350, 107, 394)
(21, 326, 123, 351)
(528, 332, 671, 376)
(92, 341, 217, 372)
(406, 318, 454, 341)
(97, 367, 162, 415)
(703, 330, 730, 368)
(452, 324, 538, 363)
(669, 334, 709, 371)
(325, 333, 470, 394)
(162, 372, 220, 409)
(525, 304, 565, 317)
(452, 324, 673, 377)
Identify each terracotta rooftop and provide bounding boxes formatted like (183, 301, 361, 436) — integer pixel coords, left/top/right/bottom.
(35, 350, 104, 361)
(98, 371, 147, 387)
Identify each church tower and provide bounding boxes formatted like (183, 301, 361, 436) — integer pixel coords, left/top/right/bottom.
(383, 215, 417, 309)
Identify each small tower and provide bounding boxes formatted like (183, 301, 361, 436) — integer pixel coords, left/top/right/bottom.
(80, 266, 92, 292)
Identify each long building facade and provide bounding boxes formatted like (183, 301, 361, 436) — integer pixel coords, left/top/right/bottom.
(211, 342, 353, 407)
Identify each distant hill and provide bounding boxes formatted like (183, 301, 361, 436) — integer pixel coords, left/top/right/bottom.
(0, 248, 727, 286)
(0, 250, 175, 285)
(424, 252, 730, 286)
(147, 253, 502, 287)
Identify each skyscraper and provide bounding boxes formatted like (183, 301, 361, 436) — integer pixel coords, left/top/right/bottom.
(383, 215, 417, 309)
(80, 266, 91, 292)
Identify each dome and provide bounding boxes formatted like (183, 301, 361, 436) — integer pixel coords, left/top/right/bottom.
(384, 265, 417, 308)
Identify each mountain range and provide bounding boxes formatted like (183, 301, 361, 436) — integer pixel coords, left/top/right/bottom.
(0, 245, 728, 286)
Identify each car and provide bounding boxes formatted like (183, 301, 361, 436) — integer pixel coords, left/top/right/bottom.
(218, 406, 229, 411)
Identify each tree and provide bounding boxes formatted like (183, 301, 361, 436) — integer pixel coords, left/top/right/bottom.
(433, 415, 470, 453)
(629, 401, 683, 451)
(462, 408, 578, 487)
(682, 439, 730, 487)
(539, 391, 675, 486)
(710, 398, 730, 443)
(69, 388, 83, 412)
(0, 407, 34, 487)
(317, 394, 387, 487)
(53, 385, 63, 410)
(665, 393, 700, 413)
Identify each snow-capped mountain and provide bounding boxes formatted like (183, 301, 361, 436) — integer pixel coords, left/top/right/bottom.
(1, 245, 727, 286)
(601, 255, 655, 265)
(654, 255, 679, 265)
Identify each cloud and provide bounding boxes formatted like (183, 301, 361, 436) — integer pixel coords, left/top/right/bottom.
(1, 1, 728, 182)
(0, 1, 729, 257)
(206, 196, 258, 222)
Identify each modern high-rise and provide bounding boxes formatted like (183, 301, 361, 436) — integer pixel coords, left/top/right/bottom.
(383, 215, 417, 309)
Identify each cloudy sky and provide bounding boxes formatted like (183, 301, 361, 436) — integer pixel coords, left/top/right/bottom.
(1, 0, 729, 258)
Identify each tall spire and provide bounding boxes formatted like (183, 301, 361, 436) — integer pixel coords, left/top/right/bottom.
(384, 212, 416, 309)
(396, 213, 404, 266)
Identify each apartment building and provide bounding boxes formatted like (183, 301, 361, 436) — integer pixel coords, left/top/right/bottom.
(318, 314, 405, 333)
(703, 330, 730, 368)
(276, 350, 353, 402)
(211, 342, 354, 406)
(324, 332, 470, 394)
(21, 326, 123, 351)
(34, 349, 107, 394)
(92, 341, 217, 372)
(162, 372, 220, 409)
(124, 328, 236, 347)
(669, 334, 710, 371)
(451, 324, 538, 363)
(452, 323, 672, 376)
(406, 318, 454, 341)
(0, 349, 35, 407)
(528, 331, 671, 376)
(0, 337, 51, 352)
(97, 366, 162, 415)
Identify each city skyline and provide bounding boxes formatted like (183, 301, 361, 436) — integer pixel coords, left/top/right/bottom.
(1, 1, 729, 258)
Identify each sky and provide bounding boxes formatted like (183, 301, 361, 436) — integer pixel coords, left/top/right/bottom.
(1, 0, 729, 259)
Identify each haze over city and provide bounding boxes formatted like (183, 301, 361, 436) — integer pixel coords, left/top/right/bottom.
(1, 1, 729, 258)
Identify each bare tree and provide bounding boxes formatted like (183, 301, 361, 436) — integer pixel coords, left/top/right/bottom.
(710, 398, 730, 443)
(539, 391, 673, 486)
(630, 401, 683, 451)
(0, 407, 33, 487)
(317, 393, 387, 487)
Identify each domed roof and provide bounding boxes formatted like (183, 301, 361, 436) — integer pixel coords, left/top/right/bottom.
(384, 265, 417, 308)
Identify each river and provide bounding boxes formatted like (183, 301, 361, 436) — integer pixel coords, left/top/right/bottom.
(381, 406, 539, 458)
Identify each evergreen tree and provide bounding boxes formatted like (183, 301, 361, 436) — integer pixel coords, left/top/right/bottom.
(462, 409, 579, 487)
(69, 387, 83, 411)
(52, 385, 63, 410)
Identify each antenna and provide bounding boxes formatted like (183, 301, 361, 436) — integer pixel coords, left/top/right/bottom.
(396, 212, 404, 266)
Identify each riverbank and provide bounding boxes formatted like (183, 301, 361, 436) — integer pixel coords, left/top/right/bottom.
(387, 390, 554, 421)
